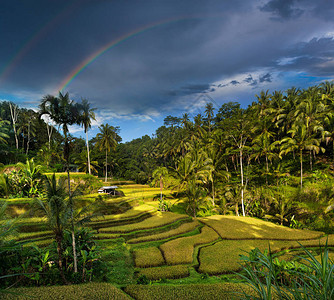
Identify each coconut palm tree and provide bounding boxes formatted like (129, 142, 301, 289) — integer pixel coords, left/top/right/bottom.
(39, 91, 83, 273)
(39, 92, 82, 195)
(80, 99, 96, 175)
(0, 119, 9, 144)
(250, 130, 279, 185)
(74, 150, 99, 174)
(280, 122, 324, 189)
(34, 175, 69, 284)
(95, 124, 118, 182)
(152, 167, 168, 202)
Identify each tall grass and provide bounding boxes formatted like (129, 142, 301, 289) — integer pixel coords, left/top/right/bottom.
(238, 242, 334, 299)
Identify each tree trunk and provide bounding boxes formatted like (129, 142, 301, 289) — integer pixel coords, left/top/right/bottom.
(265, 155, 268, 185)
(26, 122, 30, 155)
(212, 181, 215, 206)
(105, 148, 108, 182)
(160, 177, 163, 202)
(55, 234, 68, 284)
(86, 130, 91, 175)
(71, 228, 78, 273)
(46, 123, 53, 149)
(240, 148, 245, 217)
(64, 130, 78, 273)
(309, 150, 312, 171)
(9, 103, 19, 150)
(300, 149, 303, 189)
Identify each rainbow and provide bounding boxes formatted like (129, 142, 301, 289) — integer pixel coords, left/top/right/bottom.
(57, 15, 213, 92)
(0, 0, 81, 85)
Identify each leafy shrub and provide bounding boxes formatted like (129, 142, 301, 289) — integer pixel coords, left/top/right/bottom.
(136, 274, 150, 284)
(238, 243, 334, 300)
(1, 227, 104, 287)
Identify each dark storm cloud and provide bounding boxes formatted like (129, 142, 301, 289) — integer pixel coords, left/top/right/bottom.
(259, 0, 304, 20)
(1, 0, 334, 120)
(259, 73, 272, 83)
(230, 80, 240, 86)
(276, 37, 334, 76)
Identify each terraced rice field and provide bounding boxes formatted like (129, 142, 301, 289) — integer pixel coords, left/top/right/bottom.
(9, 183, 334, 284)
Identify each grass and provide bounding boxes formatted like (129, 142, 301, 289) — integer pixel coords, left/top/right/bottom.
(98, 238, 134, 285)
(2, 282, 131, 299)
(160, 226, 219, 265)
(198, 238, 334, 275)
(124, 283, 258, 300)
(198, 240, 291, 274)
(3, 183, 332, 295)
(137, 265, 190, 280)
(199, 215, 323, 240)
(134, 246, 165, 268)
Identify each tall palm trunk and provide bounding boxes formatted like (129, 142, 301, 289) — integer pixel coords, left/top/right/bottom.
(265, 155, 269, 185)
(105, 148, 108, 182)
(64, 130, 78, 273)
(55, 233, 68, 284)
(212, 180, 215, 207)
(300, 149, 303, 189)
(240, 148, 245, 217)
(86, 130, 91, 175)
(26, 122, 30, 155)
(9, 102, 19, 150)
(160, 176, 163, 202)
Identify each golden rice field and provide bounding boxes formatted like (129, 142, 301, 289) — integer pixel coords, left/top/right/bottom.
(6, 182, 334, 299)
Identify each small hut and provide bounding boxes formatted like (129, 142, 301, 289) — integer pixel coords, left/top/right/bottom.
(98, 186, 118, 195)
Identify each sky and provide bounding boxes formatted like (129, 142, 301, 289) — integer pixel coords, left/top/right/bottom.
(1, 0, 334, 142)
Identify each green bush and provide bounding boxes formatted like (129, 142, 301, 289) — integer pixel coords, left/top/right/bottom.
(238, 243, 334, 299)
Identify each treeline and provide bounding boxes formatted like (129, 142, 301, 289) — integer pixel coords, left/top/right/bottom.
(1, 82, 334, 230)
(113, 81, 334, 231)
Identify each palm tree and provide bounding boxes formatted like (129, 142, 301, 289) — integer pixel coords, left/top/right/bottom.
(39, 91, 82, 273)
(39, 92, 82, 195)
(95, 124, 117, 182)
(74, 150, 99, 174)
(0, 119, 9, 144)
(34, 174, 94, 283)
(152, 167, 168, 202)
(204, 102, 215, 133)
(280, 122, 324, 189)
(80, 99, 96, 175)
(251, 130, 279, 185)
(34, 175, 69, 284)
